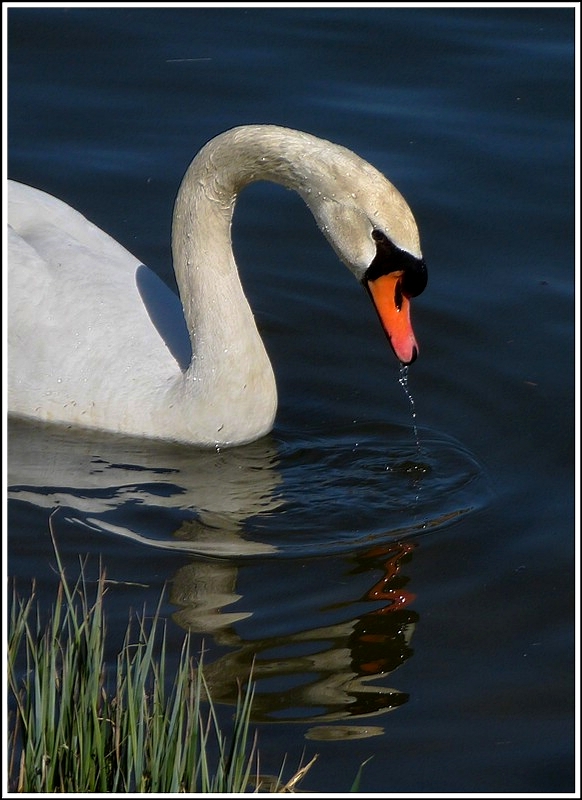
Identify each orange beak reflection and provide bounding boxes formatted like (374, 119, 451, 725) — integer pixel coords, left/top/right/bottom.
(366, 271, 419, 365)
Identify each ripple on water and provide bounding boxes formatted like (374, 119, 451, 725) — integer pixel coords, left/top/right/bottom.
(245, 422, 492, 558)
(8, 418, 490, 560)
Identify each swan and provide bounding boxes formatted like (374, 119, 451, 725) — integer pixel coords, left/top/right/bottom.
(8, 125, 427, 447)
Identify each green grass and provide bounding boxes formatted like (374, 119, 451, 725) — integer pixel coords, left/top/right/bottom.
(7, 526, 312, 793)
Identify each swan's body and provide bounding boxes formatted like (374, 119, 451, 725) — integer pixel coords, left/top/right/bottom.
(8, 125, 427, 447)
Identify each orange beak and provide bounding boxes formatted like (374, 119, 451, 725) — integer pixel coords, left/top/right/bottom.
(366, 271, 419, 365)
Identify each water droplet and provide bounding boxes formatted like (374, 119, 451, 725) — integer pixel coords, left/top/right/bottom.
(398, 365, 421, 454)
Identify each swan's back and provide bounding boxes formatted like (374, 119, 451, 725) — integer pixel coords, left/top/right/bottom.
(8, 181, 181, 429)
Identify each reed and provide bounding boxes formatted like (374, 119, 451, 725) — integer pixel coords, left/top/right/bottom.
(7, 528, 309, 793)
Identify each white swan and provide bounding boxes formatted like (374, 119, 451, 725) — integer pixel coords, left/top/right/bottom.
(8, 125, 427, 447)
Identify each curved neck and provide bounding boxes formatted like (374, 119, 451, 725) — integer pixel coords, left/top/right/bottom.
(170, 126, 340, 386)
(172, 126, 420, 303)
(171, 126, 331, 338)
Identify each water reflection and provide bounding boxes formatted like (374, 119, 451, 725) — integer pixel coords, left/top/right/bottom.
(9, 417, 487, 558)
(170, 540, 418, 731)
(8, 417, 283, 557)
(8, 416, 487, 735)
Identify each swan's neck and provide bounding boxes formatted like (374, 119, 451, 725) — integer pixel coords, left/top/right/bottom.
(172, 145, 257, 380)
(171, 127, 322, 358)
(171, 126, 364, 365)
(171, 127, 335, 397)
(171, 127, 329, 442)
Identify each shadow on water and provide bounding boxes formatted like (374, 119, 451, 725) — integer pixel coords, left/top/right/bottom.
(8, 416, 491, 736)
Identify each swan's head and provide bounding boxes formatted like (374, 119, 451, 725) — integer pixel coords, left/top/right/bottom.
(302, 153, 427, 365)
(362, 229, 427, 365)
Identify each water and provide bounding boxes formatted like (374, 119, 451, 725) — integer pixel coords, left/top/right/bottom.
(398, 363, 422, 453)
(6, 6, 575, 794)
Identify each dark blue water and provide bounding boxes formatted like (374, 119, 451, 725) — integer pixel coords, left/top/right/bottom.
(7, 6, 576, 793)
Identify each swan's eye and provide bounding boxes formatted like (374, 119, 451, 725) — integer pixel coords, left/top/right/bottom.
(366, 229, 427, 298)
(368, 229, 397, 270)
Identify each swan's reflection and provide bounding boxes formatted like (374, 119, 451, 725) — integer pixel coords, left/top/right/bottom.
(8, 417, 283, 556)
(9, 417, 426, 734)
(171, 540, 418, 729)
